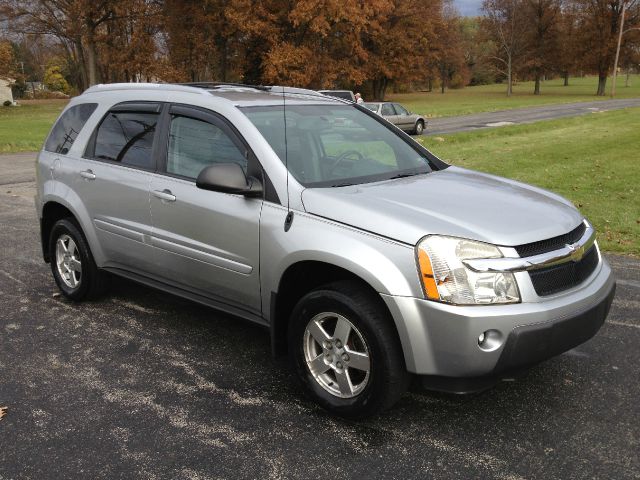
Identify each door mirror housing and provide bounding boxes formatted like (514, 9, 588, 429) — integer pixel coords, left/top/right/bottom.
(196, 163, 263, 197)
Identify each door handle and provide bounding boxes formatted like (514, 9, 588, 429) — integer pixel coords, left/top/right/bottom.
(153, 189, 176, 202)
(80, 169, 96, 180)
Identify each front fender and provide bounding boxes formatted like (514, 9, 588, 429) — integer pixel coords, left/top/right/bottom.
(260, 203, 425, 367)
(261, 204, 420, 302)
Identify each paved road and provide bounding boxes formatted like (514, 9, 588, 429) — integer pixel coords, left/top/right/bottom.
(426, 98, 640, 135)
(0, 154, 639, 479)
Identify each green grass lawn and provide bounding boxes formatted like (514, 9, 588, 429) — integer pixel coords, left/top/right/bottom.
(416, 107, 640, 256)
(391, 75, 640, 118)
(0, 100, 68, 153)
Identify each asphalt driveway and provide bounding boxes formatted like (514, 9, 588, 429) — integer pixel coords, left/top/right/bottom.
(0, 155, 639, 479)
(426, 98, 640, 135)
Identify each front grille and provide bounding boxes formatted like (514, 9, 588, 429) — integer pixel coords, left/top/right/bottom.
(515, 223, 586, 257)
(529, 245, 599, 296)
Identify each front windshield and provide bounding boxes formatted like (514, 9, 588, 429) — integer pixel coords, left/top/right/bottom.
(241, 104, 435, 187)
(362, 103, 379, 112)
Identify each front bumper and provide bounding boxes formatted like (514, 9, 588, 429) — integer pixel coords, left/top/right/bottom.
(381, 255, 616, 376)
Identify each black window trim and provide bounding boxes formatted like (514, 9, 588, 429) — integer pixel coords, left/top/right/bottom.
(83, 101, 164, 173)
(155, 103, 280, 204)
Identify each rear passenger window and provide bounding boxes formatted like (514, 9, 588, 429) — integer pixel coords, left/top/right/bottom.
(45, 103, 97, 154)
(167, 116, 247, 179)
(92, 111, 158, 169)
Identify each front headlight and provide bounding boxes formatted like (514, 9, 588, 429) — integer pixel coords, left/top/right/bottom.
(416, 236, 520, 305)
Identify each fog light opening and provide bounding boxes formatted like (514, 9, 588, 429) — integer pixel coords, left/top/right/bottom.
(478, 329, 503, 352)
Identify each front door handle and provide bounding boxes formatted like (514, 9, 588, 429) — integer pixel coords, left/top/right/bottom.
(153, 189, 176, 202)
(80, 169, 96, 180)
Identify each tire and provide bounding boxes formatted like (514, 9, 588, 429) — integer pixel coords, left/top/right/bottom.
(413, 120, 424, 135)
(288, 280, 410, 418)
(49, 218, 108, 301)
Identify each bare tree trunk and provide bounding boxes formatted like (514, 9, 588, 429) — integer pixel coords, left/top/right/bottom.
(563, 71, 569, 86)
(506, 54, 512, 97)
(84, 24, 100, 86)
(372, 77, 388, 100)
(221, 40, 228, 82)
(75, 37, 88, 91)
(596, 71, 607, 96)
(625, 68, 630, 87)
(441, 65, 446, 94)
(534, 72, 541, 95)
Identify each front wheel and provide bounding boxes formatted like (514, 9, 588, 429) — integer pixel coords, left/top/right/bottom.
(288, 280, 410, 418)
(413, 120, 425, 135)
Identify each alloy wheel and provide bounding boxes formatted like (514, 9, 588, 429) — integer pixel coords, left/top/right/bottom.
(303, 312, 371, 398)
(55, 234, 82, 288)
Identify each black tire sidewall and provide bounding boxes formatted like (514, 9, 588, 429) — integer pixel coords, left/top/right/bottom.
(288, 288, 401, 418)
(415, 121, 424, 135)
(49, 219, 93, 300)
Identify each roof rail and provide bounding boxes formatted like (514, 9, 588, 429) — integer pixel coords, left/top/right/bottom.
(177, 82, 272, 91)
(82, 82, 347, 103)
(177, 82, 330, 98)
(83, 82, 211, 95)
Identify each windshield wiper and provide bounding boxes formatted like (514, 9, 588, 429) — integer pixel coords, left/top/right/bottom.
(388, 169, 429, 180)
(388, 173, 418, 180)
(330, 182, 355, 187)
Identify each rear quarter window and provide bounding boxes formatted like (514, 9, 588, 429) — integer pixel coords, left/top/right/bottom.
(44, 103, 98, 154)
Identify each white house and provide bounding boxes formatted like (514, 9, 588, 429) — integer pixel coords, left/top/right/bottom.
(0, 77, 15, 104)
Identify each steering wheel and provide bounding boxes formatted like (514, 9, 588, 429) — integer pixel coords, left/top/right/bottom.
(328, 150, 364, 176)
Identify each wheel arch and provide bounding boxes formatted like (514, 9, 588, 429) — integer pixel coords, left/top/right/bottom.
(269, 259, 405, 360)
(40, 192, 103, 265)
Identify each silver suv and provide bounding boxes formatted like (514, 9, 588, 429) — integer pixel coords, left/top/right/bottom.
(36, 83, 616, 418)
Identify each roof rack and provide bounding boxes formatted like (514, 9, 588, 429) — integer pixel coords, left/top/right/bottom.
(176, 82, 337, 100)
(83, 82, 349, 103)
(84, 82, 212, 95)
(177, 82, 272, 91)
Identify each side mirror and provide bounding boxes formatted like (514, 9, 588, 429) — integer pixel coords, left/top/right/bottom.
(196, 163, 263, 197)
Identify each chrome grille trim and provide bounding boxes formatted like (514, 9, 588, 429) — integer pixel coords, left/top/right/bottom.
(463, 221, 596, 274)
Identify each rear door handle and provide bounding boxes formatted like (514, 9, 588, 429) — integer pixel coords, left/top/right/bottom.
(153, 189, 176, 202)
(80, 169, 96, 180)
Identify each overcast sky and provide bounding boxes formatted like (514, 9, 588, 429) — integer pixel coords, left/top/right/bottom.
(454, 0, 483, 16)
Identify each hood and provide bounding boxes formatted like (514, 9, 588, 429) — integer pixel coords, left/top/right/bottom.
(301, 166, 583, 247)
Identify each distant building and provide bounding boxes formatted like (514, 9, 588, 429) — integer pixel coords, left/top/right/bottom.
(0, 77, 15, 104)
(26, 81, 45, 92)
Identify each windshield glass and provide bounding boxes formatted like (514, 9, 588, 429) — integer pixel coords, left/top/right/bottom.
(362, 103, 379, 112)
(241, 104, 434, 187)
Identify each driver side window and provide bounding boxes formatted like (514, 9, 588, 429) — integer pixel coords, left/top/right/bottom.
(167, 115, 247, 180)
(381, 104, 395, 116)
(393, 104, 409, 116)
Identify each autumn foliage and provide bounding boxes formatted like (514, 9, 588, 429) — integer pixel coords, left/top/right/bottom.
(1, 0, 639, 97)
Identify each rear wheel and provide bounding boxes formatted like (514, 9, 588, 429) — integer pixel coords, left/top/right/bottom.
(49, 218, 108, 301)
(288, 280, 410, 418)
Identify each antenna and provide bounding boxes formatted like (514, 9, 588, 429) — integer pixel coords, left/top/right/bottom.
(282, 86, 294, 231)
